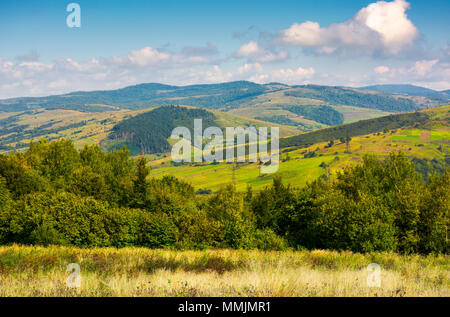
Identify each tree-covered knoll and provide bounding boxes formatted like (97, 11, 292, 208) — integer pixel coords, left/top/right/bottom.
(108, 106, 216, 155)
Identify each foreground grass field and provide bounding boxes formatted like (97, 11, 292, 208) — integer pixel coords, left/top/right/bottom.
(0, 245, 448, 297)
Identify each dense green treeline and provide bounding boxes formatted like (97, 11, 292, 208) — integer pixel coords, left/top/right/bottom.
(253, 155, 448, 254)
(0, 139, 448, 253)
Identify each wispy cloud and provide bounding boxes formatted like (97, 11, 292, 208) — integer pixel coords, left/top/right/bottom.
(234, 41, 288, 63)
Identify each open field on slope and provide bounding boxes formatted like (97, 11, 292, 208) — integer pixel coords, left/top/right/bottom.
(150, 155, 335, 192)
(0, 108, 143, 152)
(332, 105, 393, 123)
(0, 245, 448, 297)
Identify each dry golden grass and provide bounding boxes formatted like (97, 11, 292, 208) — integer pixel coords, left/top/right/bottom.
(0, 245, 448, 297)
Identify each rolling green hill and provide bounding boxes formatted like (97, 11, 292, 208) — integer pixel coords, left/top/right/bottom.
(282, 85, 420, 112)
(0, 106, 299, 154)
(281, 105, 344, 126)
(1, 81, 448, 192)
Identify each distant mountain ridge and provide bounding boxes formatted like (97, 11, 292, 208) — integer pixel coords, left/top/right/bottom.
(0, 81, 272, 112)
(361, 84, 450, 99)
(1, 81, 447, 114)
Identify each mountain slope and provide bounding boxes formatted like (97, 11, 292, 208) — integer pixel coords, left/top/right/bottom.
(283, 85, 423, 112)
(1, 81, 447, 154)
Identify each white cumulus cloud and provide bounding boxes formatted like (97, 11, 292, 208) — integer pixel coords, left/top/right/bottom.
(277, 0, 418, 55)
(128, 47, 171, 66)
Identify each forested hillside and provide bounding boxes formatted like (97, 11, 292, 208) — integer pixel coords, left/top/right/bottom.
(0, 105, 300, 154)
(104, 105, 300, 155)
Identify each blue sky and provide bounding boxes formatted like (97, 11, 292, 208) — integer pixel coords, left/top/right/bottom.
(0, 0, 449, 98)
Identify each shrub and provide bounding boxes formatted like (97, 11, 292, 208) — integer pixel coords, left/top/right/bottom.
(5, 192, 110, 247)
(207, 185, 255, 249)
(103, 208, 141, 247)
(250, 228, 288, 251)
(418, 171, 449, 253)
(139, 212, 178, 248)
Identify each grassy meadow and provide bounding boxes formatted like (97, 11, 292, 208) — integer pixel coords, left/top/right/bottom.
(0, 245, 448, 297)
